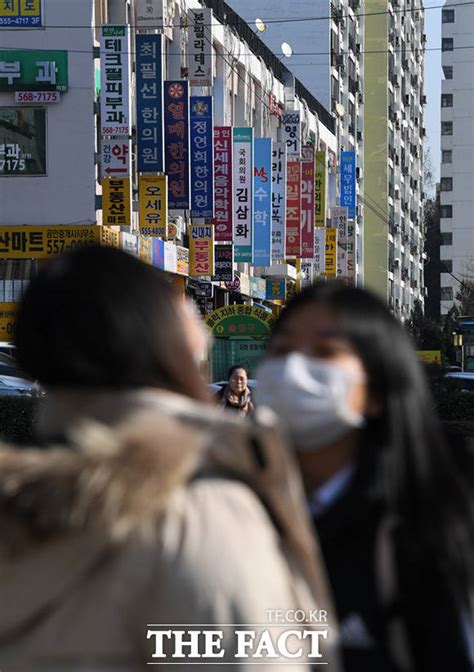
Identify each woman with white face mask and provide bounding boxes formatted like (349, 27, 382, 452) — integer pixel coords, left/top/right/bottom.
(256, 282, 473, 672)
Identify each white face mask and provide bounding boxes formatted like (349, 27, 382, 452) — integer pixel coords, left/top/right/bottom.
(255, 352, 365, 451)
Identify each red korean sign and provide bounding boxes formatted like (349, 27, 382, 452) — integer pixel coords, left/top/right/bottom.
(164, 80, 190, 210)
(301, 145, 315, 259)
(285, 160, 301, 257)
(212, 127, 233, 242)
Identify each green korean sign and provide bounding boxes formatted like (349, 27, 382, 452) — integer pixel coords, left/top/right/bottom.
(0, 50, 68, 91)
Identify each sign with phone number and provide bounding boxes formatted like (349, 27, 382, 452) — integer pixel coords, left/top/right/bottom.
(0, 226, 102, 259)
(15, 91, 60, 104)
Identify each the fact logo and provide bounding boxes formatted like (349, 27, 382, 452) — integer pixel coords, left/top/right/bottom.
(147, 612, 330, 664)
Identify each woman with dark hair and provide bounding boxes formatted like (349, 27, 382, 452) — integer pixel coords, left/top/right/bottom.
(0, 247, 342, 671)
(256, 281, 474, 672)
(216, 364, 255, 416)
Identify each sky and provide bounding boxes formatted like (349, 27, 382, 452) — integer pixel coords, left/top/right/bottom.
(424, 2, 442, 190)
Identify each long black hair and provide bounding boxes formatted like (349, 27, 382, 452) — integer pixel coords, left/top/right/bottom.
(16, 246, 209, 402)
(271, 281, 474, 603)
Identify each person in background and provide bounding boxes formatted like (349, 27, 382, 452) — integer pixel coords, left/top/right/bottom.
(256, 281, 473, 672)
(216, 364, 255, 417)
(0, 247, 341, 672)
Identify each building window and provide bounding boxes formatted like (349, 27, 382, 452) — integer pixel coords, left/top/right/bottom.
(442, 8, 455, 22)
(441, 232, 453, 245)
(443, 66, 453, 80)
(441, 205, 453, 218)
(442, 150, 452, 163)
(442, 38, 454, 51)
(441, 287, 454, 301)
(440, 177, 453, 191)
(441, 93, 453, 107)
(441, 121, 453, 135)
(442, 260, 453, 273)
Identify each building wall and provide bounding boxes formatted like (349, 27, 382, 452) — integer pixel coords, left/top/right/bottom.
(223, 0, 331, 109)
(0, 0, 97, 225)
(363, 0, 389, 300)
(439, 0, 474, 316)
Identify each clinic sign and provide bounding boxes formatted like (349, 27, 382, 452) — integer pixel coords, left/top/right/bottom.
(100, 26, 131, 136)
(190, 96, 214, 218)
(0, 226, 101, 259)
(0, 0, 42, 27)
(0, 50, 68, 91)
(271, 142, 286, 261)
(136, 34, 164, 173)
(164, 80, 190, 210)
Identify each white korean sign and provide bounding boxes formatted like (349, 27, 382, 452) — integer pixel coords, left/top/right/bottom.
(100, 26, 131, 136)
(101, 140, 131, 178)
(301, 261, 314, 288)
(136, 0, 162, 27)
(332, 206, 348, 242)
(164, 241, 177, 273)
(332, 206, 349, 278)
(314, 228, 326, 276)
(120, 231, 139, 256)
(346, 220, 356, 284)
(271, 141, 286, 261)
(281, 110, 301, 159)
(232, 128, 253, 263)
(188, 8, 214, 87)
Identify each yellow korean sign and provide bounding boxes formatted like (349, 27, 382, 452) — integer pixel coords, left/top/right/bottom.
(139, 175, 167, 239)
(0, 0, 42, 27)
(314, 151, 327, 227)
(417, 350, 441, 366)
(102, 177, 131, 227)
(189, 224, 214, 277)
(138, 235, 153, 265)
(325, 227, 337, 278)
(100, 226, 120, 248)
(0, 226, 101, 259)
(0, 303, 17, 342)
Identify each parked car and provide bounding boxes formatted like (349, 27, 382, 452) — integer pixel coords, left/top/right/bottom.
(445, 371, 474, 393)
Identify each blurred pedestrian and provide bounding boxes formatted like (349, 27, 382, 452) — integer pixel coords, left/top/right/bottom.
(257, 281, 474, 672)
(0, 247, 341, 672)
(216, 364, 255, 416)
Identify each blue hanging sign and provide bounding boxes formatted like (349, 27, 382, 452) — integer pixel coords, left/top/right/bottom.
(252, 137, 272, 266)
(190, 96, 214, 219)
(164, 80, 190, 210)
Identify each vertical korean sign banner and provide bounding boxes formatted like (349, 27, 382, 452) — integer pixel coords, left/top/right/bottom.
(164, 81, 190, 210)
(100, 26, 131, 136)
(190, 224, 214, 277)
(332, 206, 348, 279)
(232, 128, 253, 262)
(136, 34, 163, 173)
(213, 127, 233, 242)
(253, 138, 272, 267)
(188, 8, 214, 87)
(190, 96, 214, 219)
(286, 161, 301, 258)
(314, 151, 327, 227)
(340, 151, 356, 219)
(301, 145, 315, 259)
(271, 142, 286, 261)
(314, 228, 326, 276)
(139, 175, 167, 238)
(102, 177, 131, 226)
(281, 110, 301, 159)
(325, 228, 338, 278)
(346, 220, 356, 284)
